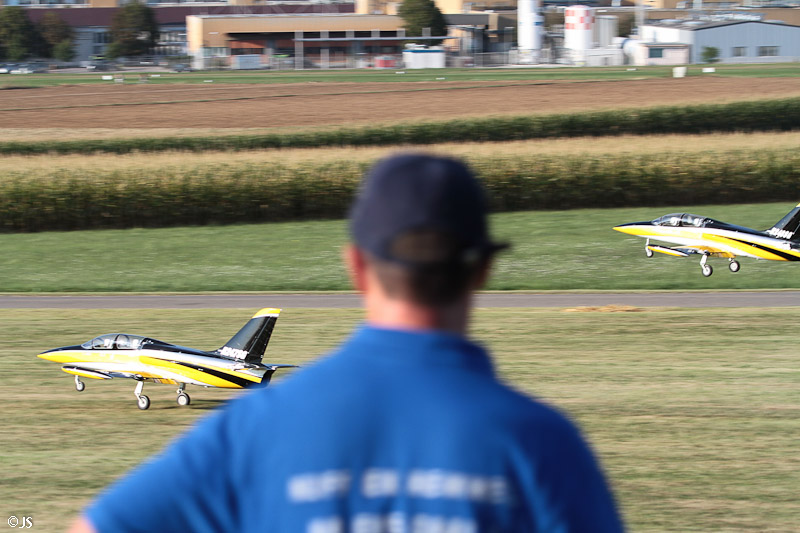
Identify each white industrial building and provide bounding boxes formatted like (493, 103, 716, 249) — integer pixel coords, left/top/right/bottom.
(639, 18, 800, 64)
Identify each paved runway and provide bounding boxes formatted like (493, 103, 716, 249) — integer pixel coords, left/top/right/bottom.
(0, 292, 798, 309)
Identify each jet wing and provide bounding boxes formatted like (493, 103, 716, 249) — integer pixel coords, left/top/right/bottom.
(647, 244, 734, 258)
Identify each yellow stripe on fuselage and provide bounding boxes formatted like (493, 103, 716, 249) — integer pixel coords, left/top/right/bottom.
(39, 350, 260, 389)
(38, 350, 137, 365)
(616, 225, 800, 261)
(703, 234, 800, 261)
(139, 356, 260, 389)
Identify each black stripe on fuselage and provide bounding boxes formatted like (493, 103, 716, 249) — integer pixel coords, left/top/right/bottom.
(727, 238, 800, 261)
(170, 360, 255, 388)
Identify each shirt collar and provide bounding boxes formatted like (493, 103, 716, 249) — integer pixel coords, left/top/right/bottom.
(342, 323, 495, 376)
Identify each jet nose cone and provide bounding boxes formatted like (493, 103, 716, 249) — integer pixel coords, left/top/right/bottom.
(613, 221, 653, 235)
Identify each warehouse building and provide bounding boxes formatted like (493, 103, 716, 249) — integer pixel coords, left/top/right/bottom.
(639, 18, 800, 64)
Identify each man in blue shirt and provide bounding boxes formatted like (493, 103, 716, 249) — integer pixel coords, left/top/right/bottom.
(71, 154, 623, 532)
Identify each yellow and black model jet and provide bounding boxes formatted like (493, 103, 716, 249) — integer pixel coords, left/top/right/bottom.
(614, 203, 800, 277)
(38, 308, 295, 410)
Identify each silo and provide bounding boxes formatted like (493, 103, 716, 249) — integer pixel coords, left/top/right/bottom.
(564, 5, 595, 52)
(596, 15, 618, 48)
(517, 0, 544, 62)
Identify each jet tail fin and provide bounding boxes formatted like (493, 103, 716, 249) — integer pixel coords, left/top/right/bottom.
(215, 308, 281, 364)
(766, 203, 800, 241)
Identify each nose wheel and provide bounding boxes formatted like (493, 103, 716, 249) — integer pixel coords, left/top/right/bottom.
(645, 239, 654, 258)
(176, 384, 191, 406)
(700, 254, 713, 277)
(134, 381, 150, 410)
(74, 375, 85, 392)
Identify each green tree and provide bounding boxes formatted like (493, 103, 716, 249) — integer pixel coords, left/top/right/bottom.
(701, 46, 720, 63)
(52, 39, 74, 62)
(108, 1, 159, 58)
(398, 0, 448, 43)
(37, 11, 73, 58)
(0, 6, 41, 61)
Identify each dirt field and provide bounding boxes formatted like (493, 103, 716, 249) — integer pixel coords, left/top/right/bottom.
(1, 76, 800, 130)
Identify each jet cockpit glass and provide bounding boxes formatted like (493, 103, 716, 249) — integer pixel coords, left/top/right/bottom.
(82, 334, 116, 349)
(115, 334, 144, 350)
(652, 214, 708, 227)
(81, 333, 145, 350)
(652, 214, 683, 227)
(680, 214, 707, 227)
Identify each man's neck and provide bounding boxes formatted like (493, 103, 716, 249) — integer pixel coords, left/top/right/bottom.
(363, 290, 471, 336)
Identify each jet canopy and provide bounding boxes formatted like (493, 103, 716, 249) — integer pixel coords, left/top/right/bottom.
(652, 213, 710, 228)
(81, 333, 163, 350)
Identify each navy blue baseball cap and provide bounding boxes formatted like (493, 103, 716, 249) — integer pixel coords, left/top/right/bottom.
(349, 153, 508, 267)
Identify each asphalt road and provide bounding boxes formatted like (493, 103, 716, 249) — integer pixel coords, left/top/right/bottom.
(0, 292, 798, 309)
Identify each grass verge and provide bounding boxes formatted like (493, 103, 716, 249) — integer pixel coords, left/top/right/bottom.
(2, 202, 800, 292)
(3, 62, 799, 88)
(2, 307, 798, 531)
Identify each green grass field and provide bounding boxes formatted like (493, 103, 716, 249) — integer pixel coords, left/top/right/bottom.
(2, 307, 798, 531)
(2, 202, 800, 292)
(3, 62, 799, 88)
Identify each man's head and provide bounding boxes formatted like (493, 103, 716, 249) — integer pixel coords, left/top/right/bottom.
(347, 154, 506, 315)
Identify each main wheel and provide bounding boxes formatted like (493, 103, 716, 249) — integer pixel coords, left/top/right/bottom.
(75, 381, 85, 392)
(137, 395, 151, 410)
(702, 264, 713, 277)
(177, 393, 191, 407)
(645, 248, 654, 258)
(729, 260, 740, 273)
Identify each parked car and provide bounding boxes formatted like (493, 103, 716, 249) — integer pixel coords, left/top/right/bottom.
(172, 63, 194, 72)
(0, 63, 16, 74)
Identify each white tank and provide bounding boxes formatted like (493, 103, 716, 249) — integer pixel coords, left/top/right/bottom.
(595, 15, 618, 48)
(517, 0, 544, 56)
(564, 5, 595, 51)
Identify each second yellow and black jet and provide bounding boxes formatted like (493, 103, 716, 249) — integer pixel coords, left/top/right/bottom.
(614, 203, 800, 277)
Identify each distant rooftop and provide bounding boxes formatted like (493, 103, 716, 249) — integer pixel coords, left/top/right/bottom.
(646, 15, 799, 30)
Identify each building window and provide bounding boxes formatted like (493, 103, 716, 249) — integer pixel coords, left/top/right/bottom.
(648, 48, 664, 58)
(732, 46, 746, 57)
(231, 48, 264, 55)
(758, 46, 778, 57)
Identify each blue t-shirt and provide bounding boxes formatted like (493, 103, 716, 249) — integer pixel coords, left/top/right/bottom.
(87, 325, 623, 532)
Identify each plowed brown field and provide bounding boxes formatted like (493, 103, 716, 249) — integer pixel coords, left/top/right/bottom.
(1, 76, 800, 131)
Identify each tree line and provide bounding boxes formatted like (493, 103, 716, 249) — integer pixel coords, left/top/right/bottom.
(0, 1, 158, 63)
(0, 7, 73, 62)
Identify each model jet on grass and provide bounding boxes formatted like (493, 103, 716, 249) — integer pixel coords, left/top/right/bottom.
(38, 308, 296, 410)
(613, 203, 800, 277)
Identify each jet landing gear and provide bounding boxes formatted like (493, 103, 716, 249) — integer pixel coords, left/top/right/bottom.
(729, 259, 741, 273)
(134, 381, 150, 410)
(700, 254, 713, 277)
(74, 375, 85, 392)
(176, 383, 191, 407)
(645, 239, 654, 258)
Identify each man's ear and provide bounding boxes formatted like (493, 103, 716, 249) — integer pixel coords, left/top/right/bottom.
(471, 257, 493, 291)
(343, 243, 367, 293)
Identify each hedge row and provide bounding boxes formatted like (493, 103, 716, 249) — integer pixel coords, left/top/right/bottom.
(2, 97, 799, 155)
(1, 149, 798, 232)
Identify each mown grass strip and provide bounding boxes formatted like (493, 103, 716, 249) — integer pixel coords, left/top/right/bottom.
(1, 97, 798, 155)
(1, 148, 798, 233)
